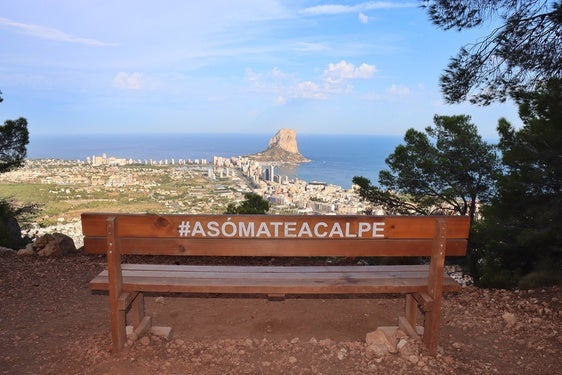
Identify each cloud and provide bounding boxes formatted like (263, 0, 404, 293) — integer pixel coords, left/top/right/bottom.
(294, 42, 330, 52)
(113, 72, 144, 90)
(301, 1, 417, 16)
(359, 13, 370, 24)
(293, 81, 327, 100)
(274, 96, 287, 105)
(246, 61, 376, 102)
(0, 16, 117, 46)
(323, 60, 376, 83)
(388, 84, 411, 96)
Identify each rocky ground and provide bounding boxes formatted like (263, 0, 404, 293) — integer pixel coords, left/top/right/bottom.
(0, 252, 560, 374)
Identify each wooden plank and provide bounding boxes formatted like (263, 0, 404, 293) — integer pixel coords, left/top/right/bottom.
(119, 264, 434, 273)
(117, 291, 138, 311)
(92, 264, 459, 281)
(130, 292, 145, 328)
(89, 271, 461, 294)
(83, 237, 468, 257)
(82, 213, 470, 240)
(97, 269, 439, 280)
(106, 217, 126, 353)
(127, 316, 152, 342)
(398, 316, 420, 340)
(413, 292, 434, 312)
(424, 219, 447, 356)
(405, 294, 417, 328)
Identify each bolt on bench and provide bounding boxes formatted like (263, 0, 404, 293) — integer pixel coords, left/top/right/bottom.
(82, 213, 470, 355)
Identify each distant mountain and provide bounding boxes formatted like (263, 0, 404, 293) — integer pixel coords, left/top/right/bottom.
(246, 129, 310, 163)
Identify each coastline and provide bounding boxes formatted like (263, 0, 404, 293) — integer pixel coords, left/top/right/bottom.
(26, 133, 402, 188)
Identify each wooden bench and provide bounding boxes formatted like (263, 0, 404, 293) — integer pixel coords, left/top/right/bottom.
(82, 213, 470, 355)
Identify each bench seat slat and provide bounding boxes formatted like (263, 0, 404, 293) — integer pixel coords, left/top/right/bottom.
(120, 264, 431, 273)
(89, 265, 461, 294)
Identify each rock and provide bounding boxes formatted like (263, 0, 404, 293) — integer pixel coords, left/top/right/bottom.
(366, 328, 397, 353)
(337, 348, 347, 360)
(366, 342, 389, 358)
(0, 246, 14, 254)
(397, 339, 418, 360)
(246, 129, 310, 163)
(408, 354, 420, 364)
(0, 211, 24, 249)
(140, 336, 150, 346)
(17, 248, 35, 256)
(319, 338, 334, 347)
(268, 129, 300, 154)
(33, 233, 77, 257)
(502, 312, 517, 328)
(376, 326, 400, 352)
(288, 356, 297, 364)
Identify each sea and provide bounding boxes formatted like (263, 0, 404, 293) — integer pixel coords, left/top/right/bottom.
(27, 133, 403, 189)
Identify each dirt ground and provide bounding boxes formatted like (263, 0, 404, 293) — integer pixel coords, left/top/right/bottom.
(0, 252, 560, 375)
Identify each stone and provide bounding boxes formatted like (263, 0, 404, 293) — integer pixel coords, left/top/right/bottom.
(366, 328, 397, 353)
(502, 312, 517, 328)
(366, 343, 389, 358)
(408, 354, 420, 364)
(17, 248, 34, 256)
(0, 246, 14, 254)
(376, 326, 400, 352)
(397, 339, 418, 360)
(452, 342, 463, 349)
(150, 326, 173, 340)
(0, 212, 24, 249)
(288, 356, 297, 364)
(34, 233, 77, 257)
(397, 339, 408, 350)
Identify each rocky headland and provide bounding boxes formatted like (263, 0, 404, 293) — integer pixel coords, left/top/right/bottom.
(246, 128, 310, 163)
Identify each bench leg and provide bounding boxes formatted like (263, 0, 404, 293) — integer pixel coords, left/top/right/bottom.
(399, 294, 421, 339)
(110, 298, 127, 353)
(126, 292, 153, 342)
(405, 293, 417, 327)
(131, 292, 145, 327)
(422, 304, 441, 355)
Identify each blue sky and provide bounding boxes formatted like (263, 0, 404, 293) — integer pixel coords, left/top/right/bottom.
(1, 1, 522, 137)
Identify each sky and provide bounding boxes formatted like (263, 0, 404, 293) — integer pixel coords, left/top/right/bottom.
(0, 1, 523, 137)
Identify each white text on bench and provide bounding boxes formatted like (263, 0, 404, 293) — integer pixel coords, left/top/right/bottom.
(177, 220, 385, 239)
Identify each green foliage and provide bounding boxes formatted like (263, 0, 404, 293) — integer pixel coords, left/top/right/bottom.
(225, 192, 270, 214)
(473, 79, 562, 288)
(0, 117, 29, 173)
(0, 95, 31, 247)
(423, 1, 562, 104)
(353, 114, 499, 221)
(0, 198, 37, 248)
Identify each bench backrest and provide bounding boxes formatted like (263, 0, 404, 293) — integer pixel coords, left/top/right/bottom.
(81, 213, 470, 258)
